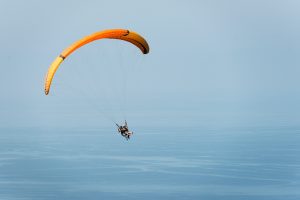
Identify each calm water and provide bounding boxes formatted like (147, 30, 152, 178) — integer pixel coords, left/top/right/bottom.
(0, 125, 299, 200)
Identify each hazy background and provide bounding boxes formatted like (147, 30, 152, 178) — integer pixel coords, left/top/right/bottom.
(0, 0, 299, 128)
(0, 0, 299, 199)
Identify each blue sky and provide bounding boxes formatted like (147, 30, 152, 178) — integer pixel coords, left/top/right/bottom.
(0, 0, 299, 128)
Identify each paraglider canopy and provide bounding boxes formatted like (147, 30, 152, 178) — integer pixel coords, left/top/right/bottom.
(44, 29, 149, 95)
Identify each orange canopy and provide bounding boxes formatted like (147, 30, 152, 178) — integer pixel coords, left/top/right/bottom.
(44, 29, 149, 95)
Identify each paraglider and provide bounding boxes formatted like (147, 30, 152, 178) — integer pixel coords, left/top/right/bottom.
(116, 120, 133, 140)
(44, 29, 149, 140)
